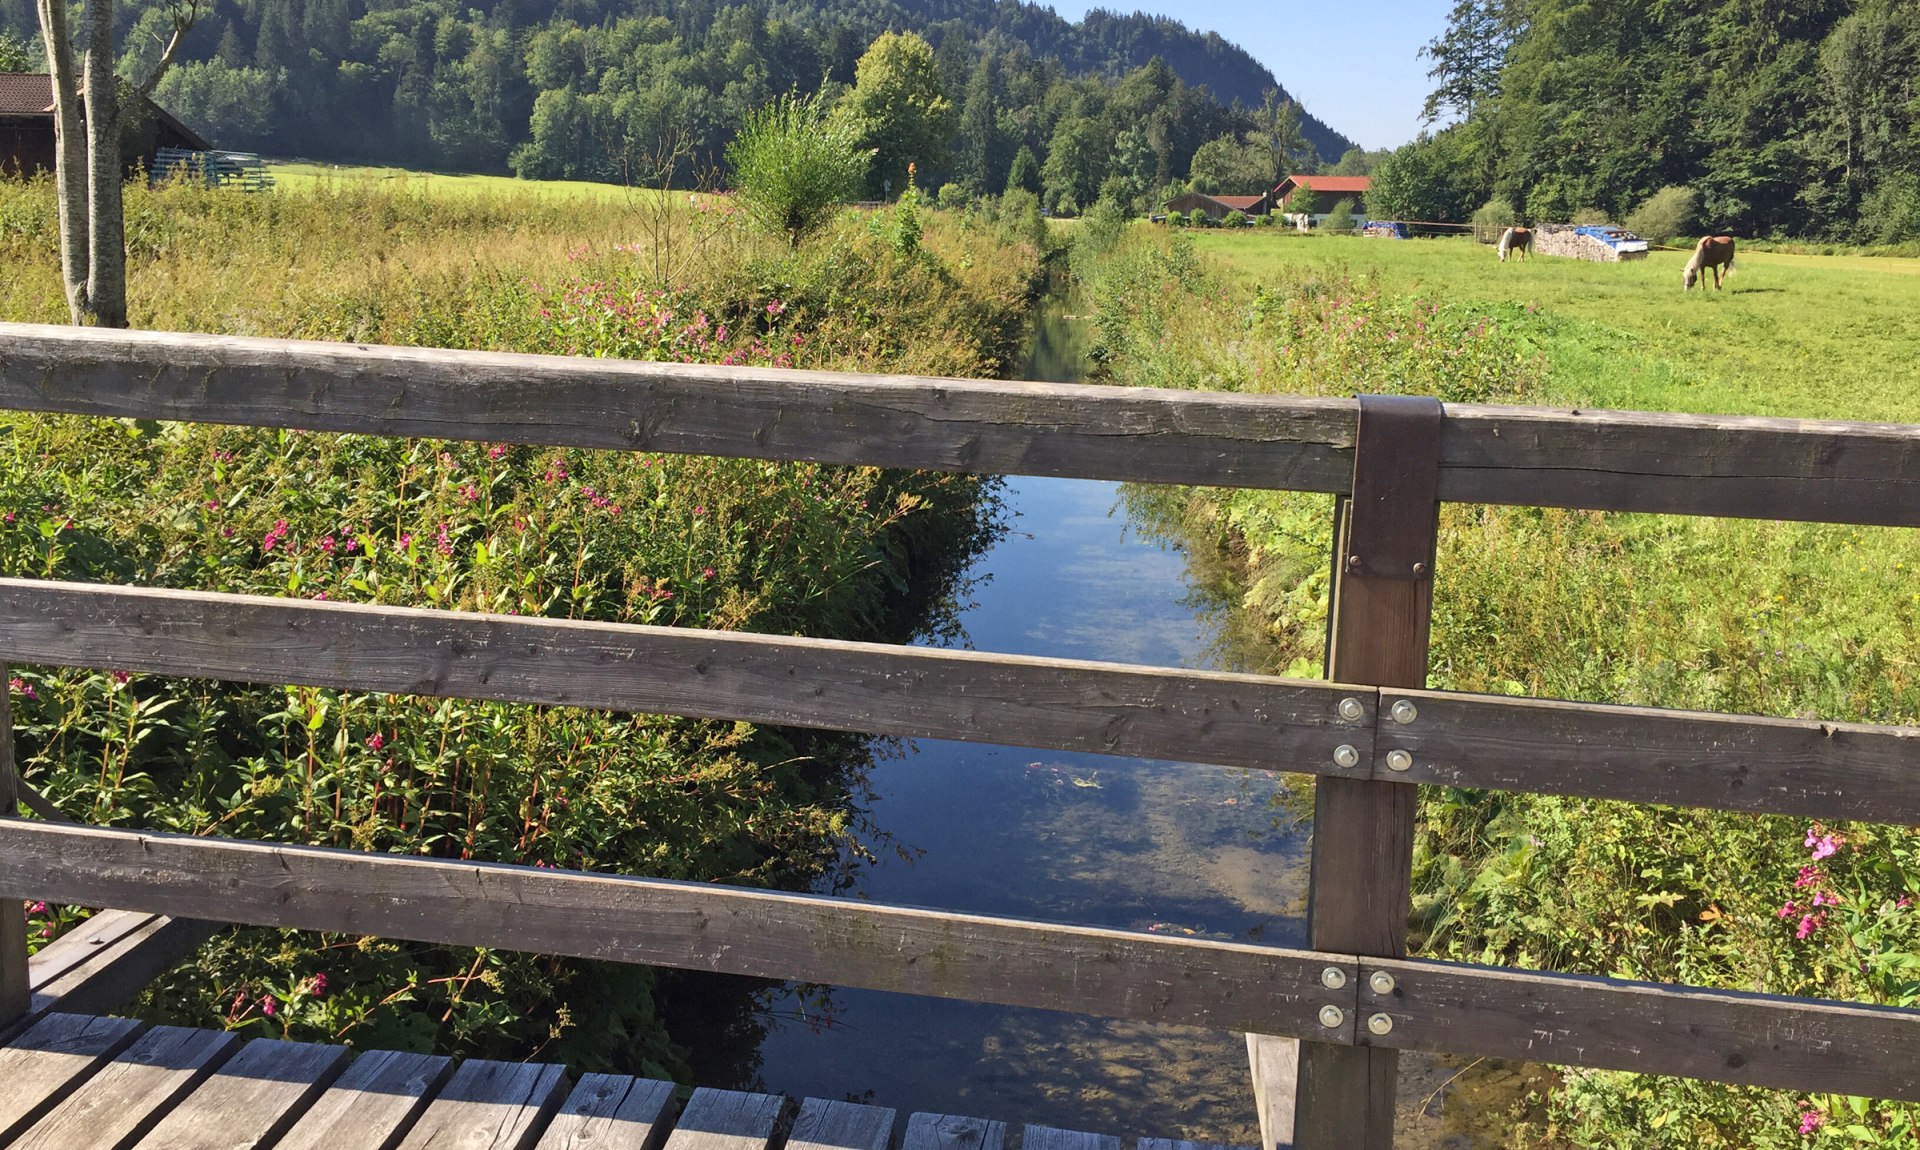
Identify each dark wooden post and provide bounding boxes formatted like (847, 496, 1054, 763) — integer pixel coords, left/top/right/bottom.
(1290, 395, 1442, 1149)
(0, 666, 30, 1025)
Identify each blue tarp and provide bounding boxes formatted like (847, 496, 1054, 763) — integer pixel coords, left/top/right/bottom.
(1362, 221, 1410, 239)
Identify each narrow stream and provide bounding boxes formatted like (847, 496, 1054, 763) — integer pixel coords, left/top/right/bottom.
(733, 297, 1311, 1143)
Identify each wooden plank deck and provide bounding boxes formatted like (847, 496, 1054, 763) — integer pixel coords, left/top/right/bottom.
(0, 1012, 1263, 1150)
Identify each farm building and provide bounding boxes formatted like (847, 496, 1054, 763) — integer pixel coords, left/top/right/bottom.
(1269, 174, 1371, 222)
(1163, 192, 1268, 221)
(0, 73, 209, 178)
(1533, 223, 1650, 262)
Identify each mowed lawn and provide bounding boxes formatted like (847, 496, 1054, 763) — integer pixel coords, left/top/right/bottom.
(1190, 232, 1920, 423)
(266, 160, 656, 203)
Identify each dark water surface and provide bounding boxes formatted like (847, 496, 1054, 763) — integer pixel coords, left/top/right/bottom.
(728, 301, 1313, 1142)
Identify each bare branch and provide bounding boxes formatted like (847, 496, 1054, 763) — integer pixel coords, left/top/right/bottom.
(133, 0, 199, 99)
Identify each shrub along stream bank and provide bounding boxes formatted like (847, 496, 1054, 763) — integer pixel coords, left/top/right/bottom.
(0, 176, 1048, 1076)
(1081, 227, 1920, 1149)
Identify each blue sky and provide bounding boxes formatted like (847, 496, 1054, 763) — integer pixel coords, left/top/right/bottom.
(1043, 2, 1451, 151)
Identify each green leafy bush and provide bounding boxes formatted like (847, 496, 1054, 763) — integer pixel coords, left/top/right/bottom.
(1472, 196, 1518, 243)
(1625, 186, 1698, 244)
(1322, 198, 1357, 234)
(726, 90, 869, 245)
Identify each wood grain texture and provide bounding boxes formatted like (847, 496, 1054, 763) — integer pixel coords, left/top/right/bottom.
(28, 913, 218, 1020)
(662, 1089, 787, 1150)
(1361, 956, 1920, 1102)
(787, 1098, 896, 1150)
(0, 580, 1373, 778)
(0, 1013, 144, 1142)
(0, 324, 1356, 493)
(133, 1038, 352, 1150)
(1244, 1033, 1297, 1150)
(900, 1114, 1005, 1150)
(0, 820, 1354, 1040)
(1376, 688, 1920, 822)
(1139, 1139, 1256, 1150)
(12, 1025, 241, 1150)
(0, 674, 27, 1025)
(274, 1049, 454, 1150)
(394, 1059, 569, 1150)
(1021, 1125, 1119, 1150)
(26, 910, 156, 988)
(534, 1074, 677, 1150)
(8, 325, 1919, 524)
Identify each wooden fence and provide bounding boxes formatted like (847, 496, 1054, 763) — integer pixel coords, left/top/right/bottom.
(1, 322, 1918, 1149)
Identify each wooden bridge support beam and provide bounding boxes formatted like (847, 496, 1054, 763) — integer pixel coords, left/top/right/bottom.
(0, 667, 31, 1026)
(1256, 395, 1442, 1150)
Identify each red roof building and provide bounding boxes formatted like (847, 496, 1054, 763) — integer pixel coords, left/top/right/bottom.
(1, 73, 210, 177)
(1270, 174, 1371, 215)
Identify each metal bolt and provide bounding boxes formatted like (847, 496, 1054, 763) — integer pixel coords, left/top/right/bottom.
(1368, 971, 1397, 995)
(1319, 1005, 1346, 1029)
(1337, 697, 1365, 722)
(1346, 555, 1363, 572)
(1320, 966, 1348, 990)
(1333, 744, 1361, 769)
(1412, 562, 1427, 577)
(1389, 699, 1418, 725)
(1367, 1013, 1395, 1036)
(1386, 750, 1413, 772)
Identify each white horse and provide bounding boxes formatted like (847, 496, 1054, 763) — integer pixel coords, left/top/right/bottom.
(1497, 226, 1532, 262)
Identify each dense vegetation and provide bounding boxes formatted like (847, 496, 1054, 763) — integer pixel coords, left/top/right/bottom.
(0, 172, 1045, 1071)
(0, 1, 1353, 213)
(1081, 225, 1920, 1146)
(1366, 0, 1920, 242)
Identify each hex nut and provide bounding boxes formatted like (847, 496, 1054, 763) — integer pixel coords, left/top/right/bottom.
(1333, 744, 1361, 769)
(1386, 750, 1413, 772)
(1319, 1005, 1346, 1029)
(1338, 697, 1365, 722)
(1390, 699, 1419, 724)
(1368, 971, 1397, 995)
(1367, 1013, 1394, 1036)
(1321, 967, 1348, 990)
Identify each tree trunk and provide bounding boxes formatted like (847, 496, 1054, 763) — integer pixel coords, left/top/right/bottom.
(35, 0, 90, 325)
(82, 0, 127, 329)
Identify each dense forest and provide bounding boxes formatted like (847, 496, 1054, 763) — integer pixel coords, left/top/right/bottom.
(0, 0, 1356, 211)
(1371, 0, 1920, 241)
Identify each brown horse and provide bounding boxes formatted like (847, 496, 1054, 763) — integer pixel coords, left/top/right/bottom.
(1684, 235, 1736, 291)
(1497, 226, 1532, 262)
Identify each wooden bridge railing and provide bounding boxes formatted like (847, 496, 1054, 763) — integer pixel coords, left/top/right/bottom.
(1, 323, 1919, 1149)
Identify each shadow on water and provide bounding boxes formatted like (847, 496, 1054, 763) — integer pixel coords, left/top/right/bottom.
(665, 287, 1529, 1147)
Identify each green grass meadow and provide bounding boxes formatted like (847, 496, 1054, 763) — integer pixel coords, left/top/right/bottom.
(264, 160, 646, 202)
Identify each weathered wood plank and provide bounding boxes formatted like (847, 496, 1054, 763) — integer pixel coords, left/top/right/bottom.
(1376, 688, 1920, 823)
(0, 324, 1356, 493)
(0, 580, 1371, 778)
(788, 1098, 896, 1150)
(394, 1059, 569, 1150)
(132, 1038, 352, 1150)
(273, 1049, 453, 1150)
(0, 673, 28, 1025)
(7, 325, 1919, 525)
(533, 1074, 677, 1150)
(31, 913, 218, 1019)
(1441, 402, 1920, 527)
(1138, 1140, 1256, 1150)
(0, 820, 1353, 1039)
(13, 1025, 241, 1150)
(1022, 1125, 1120, 1150)
(662, 1088, 787, 1150)
(901, 1113, 1004, 1150)
(1361, 956, 1920, 1102)
(1243, 1033, 1297, 1150)
(0, 1013, 144, 1142)
(26, 909, 157, 988)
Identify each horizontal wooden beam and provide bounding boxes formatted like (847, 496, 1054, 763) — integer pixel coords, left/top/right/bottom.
(1360, 956, 1920, 1102)
(0, 821, 1357, 1041)
(4, 325, 1919, 523)
(0, 580, 1371, 776)
(1375, 688, 1920, 824)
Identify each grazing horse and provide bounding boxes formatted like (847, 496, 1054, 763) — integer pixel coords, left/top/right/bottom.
(1684, 235, 1736, 291)
(1497, 226, 1532, 262)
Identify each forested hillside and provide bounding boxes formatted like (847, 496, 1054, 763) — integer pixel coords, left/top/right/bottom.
(1370, 0, 1919, 242)
(0, 0, 1353, 205)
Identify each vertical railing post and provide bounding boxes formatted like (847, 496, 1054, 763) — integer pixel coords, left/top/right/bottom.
(1290, 395, 1442, 1149)
(0, 666, 31, 1025)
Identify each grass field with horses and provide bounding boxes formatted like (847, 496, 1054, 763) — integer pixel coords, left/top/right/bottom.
(1187, 231, 1920, 423)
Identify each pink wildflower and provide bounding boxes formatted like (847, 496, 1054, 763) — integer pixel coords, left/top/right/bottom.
(1899, 896, 1914, 909)
(462, 484, 482, 503)
(310, 973, 328, 998)
(260, 994, 277, 1017)
(111, 670, 129, 685)
(320, 535, 336, 554)
(1777, 901, 1798, 919)
(262, 519, 289, 553)
(206, 499, 220, 511)
(701, 567, 715, 580)
(398, 532, 413, 551)
(1796, 912, 1824, 939)
(8, 677, 35, 700)
(435, 521, 453, 557)
(366, 733, 384, 751)
(489, 444, 509, 460)
(693, 505, 706, 517)
(27, 901, 45, 914)
(1811, 835, 1842, 861)
(1795, 867, 1823, 888)
(1798, 1104, 1824, 1135)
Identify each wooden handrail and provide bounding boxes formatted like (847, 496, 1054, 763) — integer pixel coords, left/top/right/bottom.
(4, 323, 1920, 524)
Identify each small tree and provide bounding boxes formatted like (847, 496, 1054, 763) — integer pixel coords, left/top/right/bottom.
(1624, 186, 1698, 243)
(1323, 198, 1358, 234)
(936, 183, 968, 211)
(1224, 209, 1248, 228)
(1570, 206, 1612, 225)
(727, 90, 869, 246)
(1472, 196, 1518, 243)
(1285, 179, 1316, 220)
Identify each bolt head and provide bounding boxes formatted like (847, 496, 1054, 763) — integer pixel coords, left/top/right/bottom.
(1368, 971, 1397, 995)
(1338, 697, 1365, 722)
(1320, 966, 1348, 990)
(1390, 699, 1418, 724)
(1411, 561, 1427, 577)
(1367, 1012, 1395, 1036)
(1346, 554, 1362, 571)
(1319, 1005, 1345, 1029)
(1333, 744, 1361, 769)
(1386, 749, 1413, 772)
